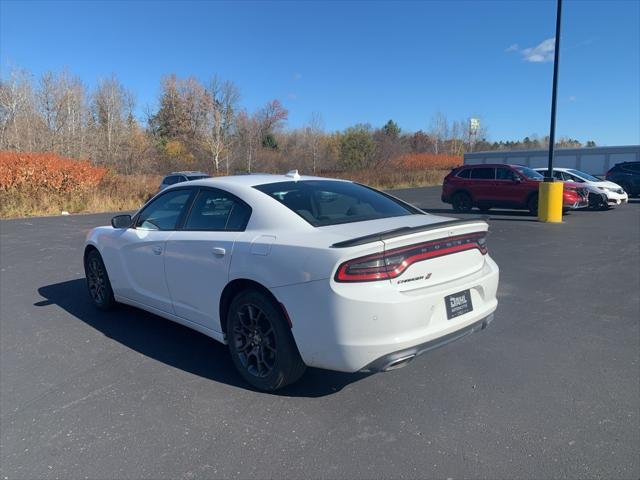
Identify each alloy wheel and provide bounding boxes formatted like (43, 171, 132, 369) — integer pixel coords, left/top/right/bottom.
(232, 303, 277, 378)
(87, 256, 107, 305)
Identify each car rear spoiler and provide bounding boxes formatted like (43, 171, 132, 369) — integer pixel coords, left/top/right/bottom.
(330, 217, 489, 248)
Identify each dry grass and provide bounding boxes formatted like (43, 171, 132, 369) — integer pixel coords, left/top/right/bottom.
(330, 168, 448, 190)
(1, 166, 446, 218)
(0, 173, 160, 218)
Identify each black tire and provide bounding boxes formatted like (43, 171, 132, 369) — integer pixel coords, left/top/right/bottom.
(452, 192, 473, 213)
(84, 249, 116, 311)
(527, 194, 539, 216)
(227, 289, 306, 391)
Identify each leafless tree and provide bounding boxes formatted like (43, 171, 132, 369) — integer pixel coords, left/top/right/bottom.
(204, 76, 240, 173)
(304, 112, 324, 173)
(429, 111, 449, 155)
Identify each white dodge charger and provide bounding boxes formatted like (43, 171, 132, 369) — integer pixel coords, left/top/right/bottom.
(84, 172, 499, 390)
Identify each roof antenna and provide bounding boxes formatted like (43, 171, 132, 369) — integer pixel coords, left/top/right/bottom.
(286, 169, 301, 181)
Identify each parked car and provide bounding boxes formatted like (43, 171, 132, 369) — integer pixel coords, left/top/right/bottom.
(159, 171, 210, 191)
(605, 161, 640, 197)
(442, 164, 589, 215)
(85, 172, 499, 391)
(533, 167, 627, 209)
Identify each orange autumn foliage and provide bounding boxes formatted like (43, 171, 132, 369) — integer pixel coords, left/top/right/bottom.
(0, 151, 107, 194)
(393, 153, 462, 170)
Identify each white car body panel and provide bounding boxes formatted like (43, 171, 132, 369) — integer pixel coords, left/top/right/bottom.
(534, 167, 629, 205)
(85, 174, 499, 372)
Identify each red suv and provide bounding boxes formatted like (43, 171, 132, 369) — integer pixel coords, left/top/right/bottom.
(442, 164, 589, 215)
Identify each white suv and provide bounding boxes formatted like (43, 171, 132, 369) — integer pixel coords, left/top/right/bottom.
(534, 167, 628, 208)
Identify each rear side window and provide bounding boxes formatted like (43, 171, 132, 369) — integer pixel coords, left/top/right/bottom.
(626, 163, 640, 172)
(470, 168, 495, 179)
(254, 180, 420, 227)
(457, 169, 471, 178)
(184, 189, 251, 231)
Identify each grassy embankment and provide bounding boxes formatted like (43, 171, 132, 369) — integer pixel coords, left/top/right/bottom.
(0, 151, 452, 218)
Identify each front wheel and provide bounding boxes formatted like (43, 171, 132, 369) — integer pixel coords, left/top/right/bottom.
(84, 249, 116, 310)
(452, 192, 473, 213)
(227, 289, 306, 391)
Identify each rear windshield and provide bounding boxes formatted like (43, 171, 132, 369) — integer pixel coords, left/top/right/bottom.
(254, 180, 420, 227)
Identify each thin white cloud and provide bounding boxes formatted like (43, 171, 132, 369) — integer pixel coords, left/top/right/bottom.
(568, 95, 577, 102)
(507, 37, 555, 63)
(287, 92, 298, 100)
(293, 72, 302, 81)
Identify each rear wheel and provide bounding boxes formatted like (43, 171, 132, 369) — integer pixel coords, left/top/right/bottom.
(84, 249, 116, 310)
(527, 194, 539, 216)
(227, 289, 306, 391)
(452, 192, 473, 213)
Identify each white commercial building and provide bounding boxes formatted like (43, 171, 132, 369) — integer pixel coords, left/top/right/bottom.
(463, 145, 639, 176)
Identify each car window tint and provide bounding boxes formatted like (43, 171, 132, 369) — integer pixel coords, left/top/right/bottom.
(470, 168, 495, 179)
(136, 190, 192, 230)
(184, 189, 251, 231)
(254, 180, 419, 227)
(626, 163, 640, 172)
(186, 174, 210, 181)
(496, 168, 516, 180)
(457, 169, 471, 178)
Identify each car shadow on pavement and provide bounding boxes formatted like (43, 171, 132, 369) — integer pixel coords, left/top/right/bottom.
(35, 279, 369, 398)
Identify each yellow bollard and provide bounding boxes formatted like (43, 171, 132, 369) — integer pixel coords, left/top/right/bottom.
(538, 181, 564, 222)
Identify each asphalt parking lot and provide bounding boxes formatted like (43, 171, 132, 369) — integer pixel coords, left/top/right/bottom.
(1, 187, 638, 479)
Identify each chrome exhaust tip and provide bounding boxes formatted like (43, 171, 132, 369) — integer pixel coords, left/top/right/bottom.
(383, 354, 416, 371)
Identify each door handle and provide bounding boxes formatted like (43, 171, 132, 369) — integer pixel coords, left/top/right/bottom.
(152, 245, 163, 255)
(211, 247, 226, 256)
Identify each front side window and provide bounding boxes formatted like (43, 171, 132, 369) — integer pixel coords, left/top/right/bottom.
(568, 169, 600, 182)
(135, 189, 192, 231)
(254, 180, 419, 227)
(470, 168, 495, 180)
(457, 169, 471, 178)
(184, 189, 251, 231)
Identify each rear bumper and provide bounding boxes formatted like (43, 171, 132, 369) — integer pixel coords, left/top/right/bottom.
(272, 256, 499, 372)
(361, 313, 494, 372)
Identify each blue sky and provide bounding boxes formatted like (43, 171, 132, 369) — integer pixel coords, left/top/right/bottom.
(1, 0, 638, 145)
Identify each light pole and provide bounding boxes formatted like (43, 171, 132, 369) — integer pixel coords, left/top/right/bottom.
(538, 0, 564, 223)
(546, 0, 563, 180)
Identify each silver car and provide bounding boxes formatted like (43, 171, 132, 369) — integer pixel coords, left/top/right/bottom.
(159, 171, 210, 191)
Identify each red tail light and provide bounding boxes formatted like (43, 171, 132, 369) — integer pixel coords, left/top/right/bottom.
(335, 232, 488, 283)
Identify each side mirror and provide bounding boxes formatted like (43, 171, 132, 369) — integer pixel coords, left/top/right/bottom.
(111, 214, 132, 229)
